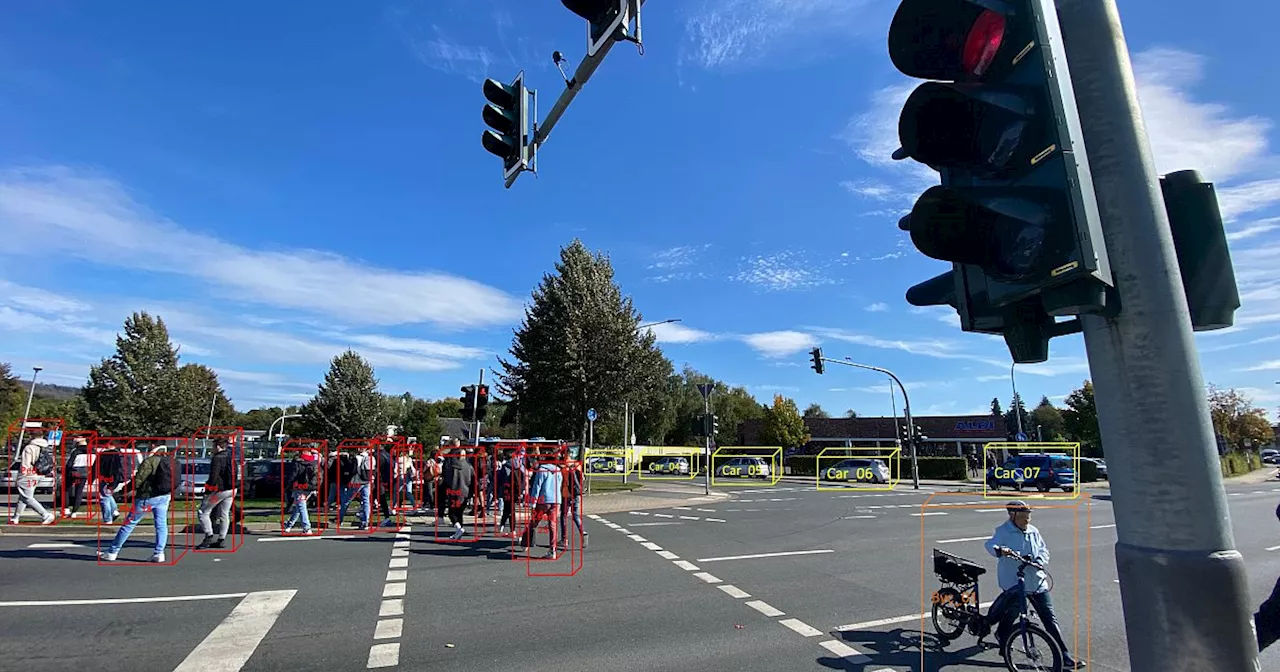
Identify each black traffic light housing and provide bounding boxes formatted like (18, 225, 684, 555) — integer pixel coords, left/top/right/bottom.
(810, 348, 825, 375)
(475, 384, 490, 421)
(460, 385, 477, 419)
(1160, 170, 1241, 331)
(561, 0, 636, 58)
(893, 0, 1115, 363)
(482, 72, 533, 182)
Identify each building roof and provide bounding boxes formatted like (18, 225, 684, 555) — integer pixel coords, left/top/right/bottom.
(738, 414, 1008, 444)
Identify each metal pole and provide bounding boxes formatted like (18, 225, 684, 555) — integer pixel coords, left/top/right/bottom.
(587, 418, 594, 495)
(472, 369, 484, 446)
(14, 366, 42, 453)
(827, 358, 919, 489)
(205, 393, 217, 434)
(1010, 363, 1024, 438)
(1056, 1, 1257, 668)
(622, 400, 629, 485)
(889, 378, 899, 451)
(703, 394, 711, 495)
(505, 0, 651, 189)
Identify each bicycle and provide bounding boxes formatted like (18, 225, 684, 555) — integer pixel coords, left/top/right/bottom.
(931, 547, 1064, 672)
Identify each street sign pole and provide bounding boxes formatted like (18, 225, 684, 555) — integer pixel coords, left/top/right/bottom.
(697, 384, 713, 495)
(1057, 0, 1257, 668)
(587, 408, 596, 496)
(472, 369, 485, 447)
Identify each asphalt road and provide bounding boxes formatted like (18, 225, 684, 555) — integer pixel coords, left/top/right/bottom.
(1, 479, 1278, 671)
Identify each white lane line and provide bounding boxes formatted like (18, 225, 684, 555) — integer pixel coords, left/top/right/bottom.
(911, 512, 948, 517)
(629, 511, 651, 516)
(779, 618, 823, 637)
(628, 535, 648, 542)
(673, 506, 692, 510)
(1266, 544, 1280, 552)
(616, 528, 631, 534)
(374, 618, 403, 640)
(843, 515, 876, 519)
(379, 599, 403, 617)
(975, 508, 1007, 513)
(630, 522, 682, 527)
(367, 643, 400, 669)
(746, 600, 785, 617)
(818, 639, 871, 664)
(693, 572, 722, 584)
(587, 514, 604, 521)
(642, 542, 664, 551)
(258, 535, 358, 543)
(656, 551, 680, 560)
(173, 590, 297, 672)
(1090, 523, 1117, 529)
(719, 585, 751, 599)
(386, 570, 407, 582)
(673, 560, 700, 571)
(835, 603, 994, 631)
(696, 508, 717, 512)
(678, 515, 701, 521)
(0, 593, 248, 607)
(653, 513, 675, 519)
(392, 540, 410, 548)
(27, 542, 81, 549)
(389, 558, 408, 569)
(382, 583, 406, 598)
(935, 536, 989, 544)
(705, 518, 727, 523)
(698, 549, 834, 563)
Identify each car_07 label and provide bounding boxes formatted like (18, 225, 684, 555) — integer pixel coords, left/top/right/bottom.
(722, 464, 762, 476)
(993, 466, 1041, 481)
(826, 467, 875, 481)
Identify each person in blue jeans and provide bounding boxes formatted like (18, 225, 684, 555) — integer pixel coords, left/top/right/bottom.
(337, 449, 372, 530)
(99, 444, 174, 563)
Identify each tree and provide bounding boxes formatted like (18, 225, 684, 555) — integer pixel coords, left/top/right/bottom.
(759, 394, 809, 449)
(80, 312, 189, 436)
(803, 403, 829, 419)
(176, 363, 236, 433)
(1030, 396, 1065, 441)
(496, 239, 671, 442)
(1003, 392, 1031, 438)
(845, 409, 858, 418)
(1061, 381, 1101, 456)
(236, 407, 285, 432)
(1208, 385, 1275, 451)
(990, 397, 1003, 417)
(298, 350, 384, 445)
(401, 398, 441, 445)
(0, 363, 25, 431)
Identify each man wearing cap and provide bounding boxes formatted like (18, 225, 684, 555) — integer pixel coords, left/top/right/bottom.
(10, 436, 55, 525)
(984, 500, 1083, 668)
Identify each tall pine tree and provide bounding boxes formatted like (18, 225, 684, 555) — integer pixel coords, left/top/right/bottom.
(497, 239, 671, 442)
(299, 350, 383, 445)
(80, 312, 189, 436)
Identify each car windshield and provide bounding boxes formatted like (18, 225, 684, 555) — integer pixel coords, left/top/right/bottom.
(1051, 457, 1073, 470)
(185, 462, 211, 475)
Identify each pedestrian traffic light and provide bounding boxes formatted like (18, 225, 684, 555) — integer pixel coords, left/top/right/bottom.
(481, 72, 532, 182)
(892, 0, 1114, 356)
(809, 348, 824, 375)
(691, 415, 706, 437)
(712, 415, 720, 440)
(914, 425, 928, 443)
(561, 0, 636, 57)
(475, 384, 490, 421)
(460, 385, 476, 418)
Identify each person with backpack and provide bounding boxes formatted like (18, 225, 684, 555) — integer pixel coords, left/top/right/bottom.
(10, 436, 55, 525)
(283, 450, 320, 534)
(196, 438, 237, 549)
(375, 446, 395, 527)
(440, 449, 474, 540)
(337, 449, 372, 530)
(95, 443, 126, 524)
(61, 437, 93, 518)
(99, 443, 174, 562)
(558, 458, 587, 551)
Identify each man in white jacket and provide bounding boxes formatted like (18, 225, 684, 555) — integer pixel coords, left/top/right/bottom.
(11, 437, 55, 525)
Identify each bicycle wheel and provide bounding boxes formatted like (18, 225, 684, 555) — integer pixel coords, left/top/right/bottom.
(1002, 622, 1063, 672)
(930, 587, 966, 641)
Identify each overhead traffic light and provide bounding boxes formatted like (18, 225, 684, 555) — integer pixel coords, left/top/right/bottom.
(561, 0, 637, 57)
(481, 72, 533, 182)
(460, 385, 477, 419)
(809, 348, 824, 375)
(475, 384, 490, 421)
(892, 0, 1113, 363)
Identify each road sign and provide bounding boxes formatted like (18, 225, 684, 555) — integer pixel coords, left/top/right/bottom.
(1015, 432, 1028, 442)
(48, 430, 63, 445)
(587, 408, 597, 422)
(697, 383, 713, 399)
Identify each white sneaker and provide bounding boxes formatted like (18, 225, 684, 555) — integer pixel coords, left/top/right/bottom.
(499, 525, 507, 534)
(41, 514, 55, 525)
(62, 508, 71, 516)
(98, 550, 117, 562)
(7, 517, 18, 525)
(149, 553, 165, 563)
(449, 527, 464, 540)
(284, 526, 294, 533)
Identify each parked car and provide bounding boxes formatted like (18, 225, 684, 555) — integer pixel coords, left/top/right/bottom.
(587, 457, 624, 473)
(176, 459, 212, 497)
(717, 457, 770, 479)
(1082, 457, 1109, 479)
(648, 457, 691, 475)
(1262, 449, 1279, 465)
(0, 465, 56, 493)
(987, 453, 1076, 492)
(821, 458, 890, 484)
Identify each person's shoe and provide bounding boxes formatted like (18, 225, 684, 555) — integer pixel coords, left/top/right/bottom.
(211, 538, 226, 549)
(541, 550, 556, 559)
(302, 527, 313, 535)
(196, 535, 216, 550)
(149, 553, 165, 563)
(62, 508, 71, 516)
(40, 514, 55, 525)
(499, 525, 508, 534)
(283, 525, 294, 534)
(97, 550, 117, 562)
(1063, 657, 1085, 669)
(582, 533, 589, 549)
(8, 517, 18, 525)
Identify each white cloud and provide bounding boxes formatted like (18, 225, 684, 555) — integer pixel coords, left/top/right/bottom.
(810, 327, 995, 365)
(0, 279, 91, 314)
(741, 330, 817, 358)
(1226, 218, 1280, 243)
(732, 251, 835, 291)
(837, 81, 938, 197)
(865, 302, 889, 312)
(649, 244, 710, 270)
(840, 180, 899, 201)
(680, 0, 876, 71)
(647, 321, 715, 344)
(910, 305, 961, 328)
(0, 166, 522, 329)
(213, 368, 314, 391)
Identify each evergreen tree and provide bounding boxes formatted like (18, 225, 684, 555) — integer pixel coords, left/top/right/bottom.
(990, 397, 1003, 417)
(298, 350, 383, 445)
(496, 239, 671, 442)
(760, 394, 809, 449)
(0, 363, 25, 430)
(803, 403, 829, 419)
(1030, 396, 1066, 441)
(80, 312, 188, 436)
(177, 363, 236, 433)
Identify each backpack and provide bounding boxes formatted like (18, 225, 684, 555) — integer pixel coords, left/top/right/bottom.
(34, 446, 55, 476)
(148, 455, 174, 495)
(357, 454, 372, 482)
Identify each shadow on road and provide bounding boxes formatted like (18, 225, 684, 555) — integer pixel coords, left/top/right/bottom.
(412, 538, 515, 561)
(823, 627, 1004, 671)
(0, 549, 100, 562)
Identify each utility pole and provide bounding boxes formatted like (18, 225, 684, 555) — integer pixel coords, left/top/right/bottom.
(622, 400, 629, 485)
(1057, 0, 1258, 668)
(472, 369, 484, 447)
(14, 366, 42, 451)
(1010, 363, 1025, 439)
(697, 383, 713, 495)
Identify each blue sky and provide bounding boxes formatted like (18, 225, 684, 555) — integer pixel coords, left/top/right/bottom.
(1, 0, 1279, 420)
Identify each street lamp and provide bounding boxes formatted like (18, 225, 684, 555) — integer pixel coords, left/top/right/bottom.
(1010, 363, 1025, 440)
(268, 413, 302, 455)
(14, 366, 43, 451)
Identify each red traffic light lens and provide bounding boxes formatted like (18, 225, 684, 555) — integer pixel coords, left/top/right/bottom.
(962, 9, 1005, 77)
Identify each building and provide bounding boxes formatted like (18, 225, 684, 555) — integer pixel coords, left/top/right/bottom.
(737, 414, 1009, 457)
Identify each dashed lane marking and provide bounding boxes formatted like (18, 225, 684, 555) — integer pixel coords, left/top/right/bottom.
(673, 560, 700, 571)
(719, 585, 751, 599)
(656, 550, 680, 560)
(745, 600, 785, 617)
(1090, 523, 1117, 529)
(834, 603, 994, 632)
(641, 542, 663, 551)
(630, 522, 683, 527)
(817, 639, 872, 664)
(935, 536, 988, 544)
(697, 549, 834, 563)
(779, 618, 823, 637)
(694, 572, 722, 584)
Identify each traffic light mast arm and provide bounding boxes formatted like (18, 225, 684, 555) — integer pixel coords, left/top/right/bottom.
(811, 355, 920, 490)
(504, 0, 651, 189)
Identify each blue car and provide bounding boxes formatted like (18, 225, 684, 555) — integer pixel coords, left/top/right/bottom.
(987, 453, 1076, 493)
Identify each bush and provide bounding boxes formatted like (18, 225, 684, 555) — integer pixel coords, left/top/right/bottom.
(1220, 451, 1262, 477)
(916, 457, 967, 480)
(1078, 459, 1099, 483)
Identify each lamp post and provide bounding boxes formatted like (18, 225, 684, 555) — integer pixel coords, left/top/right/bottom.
(1010, 363, 1025, 440)
(14, 366, 42, 451)
(268, 413, 302, 455)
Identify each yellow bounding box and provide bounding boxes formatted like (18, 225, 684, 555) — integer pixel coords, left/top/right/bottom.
(638, 446, 699, 480)
(583, 447, 628, 476)
(710, 446, 782, 487)
(816, 446, 901, 491)
(981, 442, 1082, 500)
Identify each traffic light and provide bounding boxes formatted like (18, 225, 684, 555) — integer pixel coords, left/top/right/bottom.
(481, 72, 532, 182)
(475, 385, 490, 421)
(561, 0, 636, 58)
(892, 0, 1114, 362)
(712, 415, 720, 440)
(914, 425, 928, 443)
(810, 348, 824, 375)
(691, 415, 706, 437)
(460, 385, 476, 419)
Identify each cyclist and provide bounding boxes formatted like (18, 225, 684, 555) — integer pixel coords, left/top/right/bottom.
(984, 500, 1084, 668)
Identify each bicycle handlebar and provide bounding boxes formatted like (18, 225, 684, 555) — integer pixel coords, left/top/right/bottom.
(993, 545, 1046, 572)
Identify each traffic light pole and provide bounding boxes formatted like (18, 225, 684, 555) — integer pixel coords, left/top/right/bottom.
(505, 0, 651, 189)
(1057, 1, 1258, 669)
(819, 357, 920, 490)
(472, 369, 484, 447)
(702, 393, 711, 495)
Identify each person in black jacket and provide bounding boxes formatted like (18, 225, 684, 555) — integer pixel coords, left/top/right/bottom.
(196, 438, 238, 549)
(284, 450, 319, 534)
(440, 451, 474, 540)
(375, 446, 395, 528)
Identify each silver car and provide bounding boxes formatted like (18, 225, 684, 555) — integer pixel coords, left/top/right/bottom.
(822, 458, 890, 484)
(717, 457, 770, 479)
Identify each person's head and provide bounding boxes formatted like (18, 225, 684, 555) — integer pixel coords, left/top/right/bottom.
(450, 438, 461, 448)
(29, 436, 49, 449)
(1006, 500, 1032, 530)
(213, 437, 227, 453)
(73, 437, 88, 449)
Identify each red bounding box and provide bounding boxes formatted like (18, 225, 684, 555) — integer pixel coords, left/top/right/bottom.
(433, 450, 483, 542)
(333, 439, 380, 534)
(390, 442, 424, 516)
(191, 427, 246, 553)
(520, 458, 584, 577)
(373, 436, 407, 531)
(93, 438, 195, 566)
(279, 439, 328, 536)
(58, 430, 100, 521)
(4, 418, 65, 525)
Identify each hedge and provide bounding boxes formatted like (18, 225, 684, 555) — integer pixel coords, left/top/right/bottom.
(1220, 451, 1262, 477)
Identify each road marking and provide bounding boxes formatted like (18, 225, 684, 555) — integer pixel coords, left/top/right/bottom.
(673, 560, 700, 571)
(641, 542, 663, 551)
(698, 549, 834, 563)
(696, 508, 717, 512)
(780, 618, 823, 637)
(616, 528, 631, 534)
(835, 603, 994, 631)
(386, 570, 407, 582)
(367, 643, 400, 669)
(935, 536, 988, 544)
(393, 540, 410, 548)
(719, 585, 751, 599)
(1267, 545, 1280, 552)
(629, 511, 651, 516)
(628, 534, 648, 542)
(975, 508, 1007, 513)
(818, 639, 871, 664)
(173, 590, 296, 672)
(26, 542, 81, 549)
(656, 551, 680, 560)
(693, 572, 722, 584)
(1090, 523, 1117, 529)
(587, 514, 604, 521)
(383, 583, 406, 598)
(0, 593, 249, 607)
(911, 512, 947, 517)
(374, 618, 403, 640)
(673, 506, 692, 510)
(389, 558, 408, 569)
(678, 515, 700, 520)
(843, 515, 876, 519)
(630, 522, 682, 527)
(705, 518, 727, 523)
(653, 513, 674, 519)
(379, 599, 403, 617)
(746, 600, 785, 617)
(391, 548, 409, 558)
